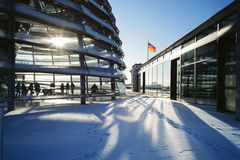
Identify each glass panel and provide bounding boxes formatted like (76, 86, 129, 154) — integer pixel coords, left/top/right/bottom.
(85, 55, 99, 67)
(149, 67, 153, 95)
(157, 64, 163, 97)
(164, 51, 171, 58)
(196, 58, 217, 106)
(163, 61, 170, 98)
(224, 38, 236, 112)
(0, 74, 8, 98)
(197, 24, 217, 41)
(220, 13, 237, 29)
(182, 38, 195, 48)
(172, 46, 181, 55)
(0, 13, 8, 37)
(99, 59, 109, 68)
(181, 50, 194, 65)
(181, 64, 194, 103)
(196, 41, 217, 61)
(70, 54, 80, 66)
(152, 66, 157, 96)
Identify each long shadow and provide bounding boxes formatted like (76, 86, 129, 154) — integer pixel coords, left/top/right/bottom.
(4, 96, 161, 160)
(98, 98, 174, 160)
(168, 101, 240, 159)
(4, 102, 114, 160)
(192, 103, 240, 128)
(6, 96, 240, 160)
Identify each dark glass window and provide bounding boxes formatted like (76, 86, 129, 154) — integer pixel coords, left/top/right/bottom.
(181, 50, 194, 65)
(197, 24, 217, 41)
(196, 58, 217, 106)
(181, 64, 194, 103)
(224, 38, 236, 112)
(0, 13, 8, 36)
(196, 41, 217, 61)
(220, 13, 237, 29)
(0, 74, 8, 98)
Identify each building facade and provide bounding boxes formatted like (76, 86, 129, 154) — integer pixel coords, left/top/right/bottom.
(131, 1, 240, 120)
(0, 0, 126, 110)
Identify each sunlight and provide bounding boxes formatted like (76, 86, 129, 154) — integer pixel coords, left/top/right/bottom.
(50, 37, 72, 48)
(100, 124, 119, 158)
(38, 113, 102, 123)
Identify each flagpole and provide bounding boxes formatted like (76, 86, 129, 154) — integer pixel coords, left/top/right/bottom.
(147, 41, 149, 61)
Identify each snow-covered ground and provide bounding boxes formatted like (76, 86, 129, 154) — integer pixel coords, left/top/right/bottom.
(4, 96, 240, 160)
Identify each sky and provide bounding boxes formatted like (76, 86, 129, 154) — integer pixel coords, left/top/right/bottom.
(108, 0, 235, 84)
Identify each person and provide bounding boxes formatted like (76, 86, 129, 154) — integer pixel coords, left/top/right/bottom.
(15, 82, 21, 97)
(34, 82, 40, 96)
(50, 82, 55, 95)
(60, 83, 64, 95)
(91, 83, 98, 94)
(28, 83, 33, 95)
(21, 83, 27, 96)
(66, 82, 70, 94)
(71, 82, 75, 95)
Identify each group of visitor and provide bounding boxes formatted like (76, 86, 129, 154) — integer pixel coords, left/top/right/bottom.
(16, 82, 76, 97)
(60, 82, 75, 95)
(15, 82, 40, 97)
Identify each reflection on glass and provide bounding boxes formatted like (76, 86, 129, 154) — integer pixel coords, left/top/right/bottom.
(224, 38, 236, 112)
(196, 59, 217, 106)
(163, 61, 170, 98)
(181, 50, 194, 65)
(157, 64, 163, 97)
(181, 65, 194, 103)
(152, 66, 157, 96)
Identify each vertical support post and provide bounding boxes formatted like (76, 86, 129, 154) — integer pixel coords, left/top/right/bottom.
(111, 78, 116, 100)
(217, 39, 225, 112)
(235, 1, 240, 120)
(147, 41, 149, 61)
(7, 0, 15, 111)
(81, 75, 86, 104)
(80, 54, 86, 104)
(193, 37, 197, 103)
(100, 77, 102, 91)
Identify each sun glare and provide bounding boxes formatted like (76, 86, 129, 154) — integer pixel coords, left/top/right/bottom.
(50, 37, 71, 48)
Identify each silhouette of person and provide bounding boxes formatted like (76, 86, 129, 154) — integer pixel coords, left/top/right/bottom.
(21, 83, 27, 96)
(28, 83, 33, 95)
(60, 83, 64, 95)
(15, 82, 21, 97)
(34, 82, 40, 96)
(71, 82, 75, 95)
(66, 83, 70, 94)
(91, 83, 98, 94)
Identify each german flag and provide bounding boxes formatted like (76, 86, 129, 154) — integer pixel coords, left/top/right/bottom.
(148, 42, 156, 52)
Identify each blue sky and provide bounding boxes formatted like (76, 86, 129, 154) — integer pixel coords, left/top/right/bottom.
(108, 0, 235, 83)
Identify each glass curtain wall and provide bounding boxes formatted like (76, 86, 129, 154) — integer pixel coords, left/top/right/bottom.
(163, 61, 170, 98)
(224, 37, 236, 112)
(196, 41, 217, 106)
(181, 50, 194, 103)
(141, 60, 171, 98)
(152, 66, 157, 96)
(157, 64, 163, 97)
